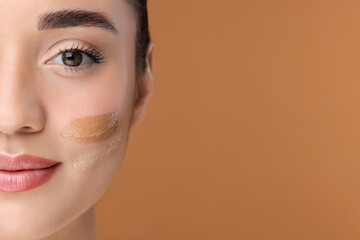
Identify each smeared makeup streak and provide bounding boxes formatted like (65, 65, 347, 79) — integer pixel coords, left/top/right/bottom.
(72, 131, 124, 171)
(60, 112, 118, 143)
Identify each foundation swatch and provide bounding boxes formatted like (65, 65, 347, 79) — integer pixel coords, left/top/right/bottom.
(72, 132, 124, 171)
(60, 112, 118, 143)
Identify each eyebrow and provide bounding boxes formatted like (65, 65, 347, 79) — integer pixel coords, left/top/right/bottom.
(38, 9, 119, 34)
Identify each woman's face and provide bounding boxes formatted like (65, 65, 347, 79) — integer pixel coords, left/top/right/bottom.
(0, 0, 152, 238)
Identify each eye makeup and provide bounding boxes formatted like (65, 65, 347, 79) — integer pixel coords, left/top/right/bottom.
(60, 112, 118, 143)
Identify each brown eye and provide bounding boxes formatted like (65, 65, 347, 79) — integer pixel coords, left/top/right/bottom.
(62, 51, 83, 66)
(49, 48, 96, 67)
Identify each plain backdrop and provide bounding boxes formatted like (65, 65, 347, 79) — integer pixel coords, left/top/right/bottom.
(96, 1, 360, 239)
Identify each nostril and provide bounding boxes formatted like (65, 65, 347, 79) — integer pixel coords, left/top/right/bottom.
(18, 126, 39, 134)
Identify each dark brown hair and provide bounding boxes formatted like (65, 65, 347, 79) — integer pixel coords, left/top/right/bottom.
(127, 0, 150, 76)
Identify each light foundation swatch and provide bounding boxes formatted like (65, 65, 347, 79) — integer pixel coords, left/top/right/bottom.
(72, 132, 124, 171)
(60, 112, 118, 143)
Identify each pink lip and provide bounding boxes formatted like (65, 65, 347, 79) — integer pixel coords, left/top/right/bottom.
(0, 154, 61, 193)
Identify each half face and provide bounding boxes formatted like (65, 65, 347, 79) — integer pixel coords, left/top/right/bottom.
(0, 0, 145, 239)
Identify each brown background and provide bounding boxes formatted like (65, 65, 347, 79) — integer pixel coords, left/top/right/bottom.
(96, 1, 360, 239)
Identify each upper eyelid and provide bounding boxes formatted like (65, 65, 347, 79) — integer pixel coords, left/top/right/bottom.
(45, 39, 105, 60)
(46, 38, 98, 53)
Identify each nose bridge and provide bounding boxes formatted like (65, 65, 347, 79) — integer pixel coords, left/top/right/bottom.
(0, 49, 45, 135)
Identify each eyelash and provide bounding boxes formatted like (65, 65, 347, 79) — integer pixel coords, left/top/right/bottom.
(53, 44, 106, 73)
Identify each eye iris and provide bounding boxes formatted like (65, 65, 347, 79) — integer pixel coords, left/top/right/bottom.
(62, 51, 83, 66)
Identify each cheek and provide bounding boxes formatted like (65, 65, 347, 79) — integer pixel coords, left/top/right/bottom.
(27, 37, 137, 229)
(56, 82, 134, 171)
(40, 63, 135, 189)
(60, 123, 128, 206)
(60, 112, 125, 172)
(53, 111, 129, 232)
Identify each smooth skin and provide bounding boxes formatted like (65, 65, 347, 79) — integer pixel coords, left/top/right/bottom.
(0, 0, 154, 239)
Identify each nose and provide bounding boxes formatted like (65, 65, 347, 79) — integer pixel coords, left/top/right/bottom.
(0, 62, 45, 136)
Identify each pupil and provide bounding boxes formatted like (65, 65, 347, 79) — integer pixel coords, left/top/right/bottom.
(62, 51, 83, 66)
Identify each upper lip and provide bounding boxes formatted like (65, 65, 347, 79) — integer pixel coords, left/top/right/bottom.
(0, 154, 59, 171)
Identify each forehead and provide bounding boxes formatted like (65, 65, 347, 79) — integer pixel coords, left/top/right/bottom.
(0, 0, 136, 38)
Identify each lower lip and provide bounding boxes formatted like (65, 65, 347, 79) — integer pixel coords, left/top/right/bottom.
(0, 164, 60, 193)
